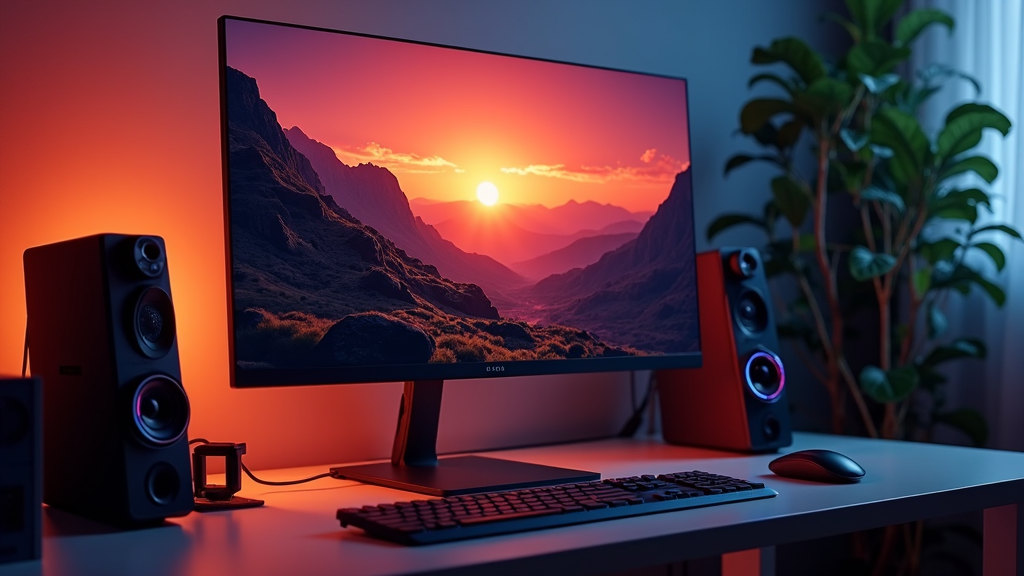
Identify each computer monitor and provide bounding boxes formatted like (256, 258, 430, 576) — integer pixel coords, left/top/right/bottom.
(218, 16, 700, 495)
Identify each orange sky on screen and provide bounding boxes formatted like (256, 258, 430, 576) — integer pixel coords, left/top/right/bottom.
(224, 19, 690, 213)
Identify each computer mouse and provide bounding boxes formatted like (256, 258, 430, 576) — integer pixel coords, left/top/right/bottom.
(768, 449, 865, 483)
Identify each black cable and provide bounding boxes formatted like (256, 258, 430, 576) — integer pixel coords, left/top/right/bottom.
(189, 438, 333, 486)
(618, 371, 655, 438)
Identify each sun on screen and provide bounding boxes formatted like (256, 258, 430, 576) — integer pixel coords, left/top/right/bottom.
(476, 181, 500, 206)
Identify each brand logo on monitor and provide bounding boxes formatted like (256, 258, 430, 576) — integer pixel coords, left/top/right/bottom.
(485, 365, 505, 373)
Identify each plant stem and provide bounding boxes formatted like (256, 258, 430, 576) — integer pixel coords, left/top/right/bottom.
(812, 132, 846, 434)
(839, 358, 879, 438)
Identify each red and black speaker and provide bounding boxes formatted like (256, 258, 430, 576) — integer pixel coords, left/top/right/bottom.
(0, 376, 41, 563)
(658, 247, 792, 452)
(24, 234, 193, 525)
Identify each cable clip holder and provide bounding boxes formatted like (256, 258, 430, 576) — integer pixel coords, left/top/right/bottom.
(192, 442, 264, 511)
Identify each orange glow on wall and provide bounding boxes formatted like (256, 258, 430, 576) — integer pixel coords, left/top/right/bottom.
(0, 1, 632, 472)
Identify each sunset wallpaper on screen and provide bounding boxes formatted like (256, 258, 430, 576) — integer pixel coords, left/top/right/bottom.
(222, 18, 698, 369)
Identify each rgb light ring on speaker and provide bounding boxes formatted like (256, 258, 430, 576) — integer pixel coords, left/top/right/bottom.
(131, 375, 190, 447)
(133, 287, 176, 358)
(744, 349, 785, 402)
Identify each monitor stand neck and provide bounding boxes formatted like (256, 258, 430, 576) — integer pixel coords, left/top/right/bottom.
(330, 379, 599, 496)
(391, 380, 443, 466)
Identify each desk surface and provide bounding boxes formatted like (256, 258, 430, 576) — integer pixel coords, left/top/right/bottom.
(7, 432, 1024, 576)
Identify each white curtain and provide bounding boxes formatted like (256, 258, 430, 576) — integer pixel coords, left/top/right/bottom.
(909, 1, 1024, 451)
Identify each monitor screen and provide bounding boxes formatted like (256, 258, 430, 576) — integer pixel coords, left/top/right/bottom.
(219, 16, 700, 387)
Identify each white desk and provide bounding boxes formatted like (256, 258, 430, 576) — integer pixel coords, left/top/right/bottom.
(6, 432, 1024, 576)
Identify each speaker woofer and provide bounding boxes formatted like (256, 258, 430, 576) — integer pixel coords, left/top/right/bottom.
(133, 287, 176, 358)
(131, 375, 190, 447)
(145, 462, 181, 506)
(744, 349, 785, 402)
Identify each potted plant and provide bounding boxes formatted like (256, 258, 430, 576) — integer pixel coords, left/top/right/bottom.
(712, 0, 1020, 449)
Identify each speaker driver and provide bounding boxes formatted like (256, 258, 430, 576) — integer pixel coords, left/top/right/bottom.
(133, 287, 176, 358)
(744, 349, 785, 402)
(133, 236, 166, 278)
(735, 289, 768, 334)
(145, 462, 181, 506)
(729, 248, 759, 278)
(132, 375, 190, 447)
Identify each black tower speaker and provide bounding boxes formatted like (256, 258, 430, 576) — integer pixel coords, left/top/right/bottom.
(0, 376, 41, 563)
(23, 234, 193, 525)
(658, 247, 792, 452)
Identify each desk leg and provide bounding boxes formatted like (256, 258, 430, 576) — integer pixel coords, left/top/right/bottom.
(983, 503, 1021, 576)
(722, 547, 775, 576)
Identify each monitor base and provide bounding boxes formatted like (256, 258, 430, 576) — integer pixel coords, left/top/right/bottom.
(331, 455, 598, 496)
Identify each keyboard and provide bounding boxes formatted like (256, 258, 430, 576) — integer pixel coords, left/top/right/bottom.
(337, 470, 776, 545)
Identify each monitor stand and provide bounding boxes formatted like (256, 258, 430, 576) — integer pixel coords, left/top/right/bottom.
(329, 380, 600, 496)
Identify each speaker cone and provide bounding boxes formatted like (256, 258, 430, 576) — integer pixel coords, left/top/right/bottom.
(735, 290, 769, 334)
(145, 461, 181, 506)
(131, 375, 190, 447)
(744, 349, 785, 402)
(133, 287, 176, 358)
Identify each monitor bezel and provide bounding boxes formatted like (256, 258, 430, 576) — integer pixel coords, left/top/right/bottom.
(217, 15, 702, 388)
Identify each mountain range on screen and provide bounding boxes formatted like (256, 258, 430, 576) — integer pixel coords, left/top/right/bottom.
(225, 66, 698, 368)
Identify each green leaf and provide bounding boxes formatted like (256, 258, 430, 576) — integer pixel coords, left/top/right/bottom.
(917, 64, 981, 96)
(938, 155, 999, 183)
(917, 364, 948, 392)
(935, 265, 1006, 305)
(924, 337, 987, 366)
(861, 185, 906, 212)
(848, 40, 911, 77)
(970, 224, 1023, 241)
(845, 0, 903, 40)
(937, 104, 1012, 161)
(932, 203, 979, 224)
(934, 408, 988, 447)
(896, 8, 955, 47)
(849, 245, 897, 281)
(771, 175, 811, 228)
(919, 238, 960, 264)
(707, 214, 765, 241)
(748, 73, 795, 95)
(926, 302, 947, 338)
(839, 162, 867, 193)
(871, 107, 928, 185)
(931, 188, 991, 221)
(858, 72, 900, 94)
(859, 364, 918, 403)
(868, 144, 895, 159)
(724, 154, 781, 176)
(777, 120, 803, 148)
(796, 233, 817, 252)
(751, 37, 827, 85)
(972, 242, 1006, 272)
(740, 99, 794, 134)
(840, 128, 869, 152)
(799, 77, 854, 115)
(913, 267, 932, 296)
(822, 12, 861, 42)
